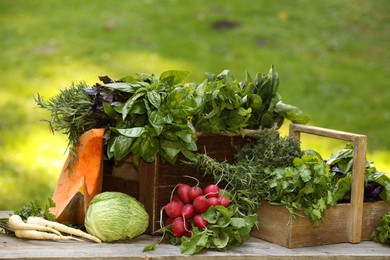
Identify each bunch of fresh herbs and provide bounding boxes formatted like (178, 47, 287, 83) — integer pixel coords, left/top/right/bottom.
(35, 67, 309, 166)
(189, 130, 303, 216)
(265, 151, 337, 225)
(327, 143, 390, 203)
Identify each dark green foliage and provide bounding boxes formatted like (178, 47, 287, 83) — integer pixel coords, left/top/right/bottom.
(235, 130, 303, 169)
(371, 212, 390, 245)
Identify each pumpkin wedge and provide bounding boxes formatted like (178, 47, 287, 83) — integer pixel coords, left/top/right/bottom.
(50, 128, 105, 226)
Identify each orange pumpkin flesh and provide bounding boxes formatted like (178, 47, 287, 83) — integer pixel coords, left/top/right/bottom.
(50, 128, 105, 226)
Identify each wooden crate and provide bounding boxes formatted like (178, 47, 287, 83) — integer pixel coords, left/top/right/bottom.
(102, 130, 258, 234)
(251, 123, 390, 248)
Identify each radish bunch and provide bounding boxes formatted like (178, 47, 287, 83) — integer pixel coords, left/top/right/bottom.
(161, 183, 231, 237)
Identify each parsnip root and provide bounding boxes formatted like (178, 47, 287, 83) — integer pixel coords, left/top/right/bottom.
(27, 216, 101, 243)
(14, 230, 83, 241)
(8, 215, 62, 236)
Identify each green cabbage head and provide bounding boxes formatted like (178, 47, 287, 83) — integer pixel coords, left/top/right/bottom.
(84, 192, 149, 242)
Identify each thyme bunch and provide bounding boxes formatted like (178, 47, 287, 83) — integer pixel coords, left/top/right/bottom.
(235, 130, 302, 169)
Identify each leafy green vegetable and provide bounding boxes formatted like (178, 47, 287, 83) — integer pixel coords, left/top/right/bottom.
(327, 143, 390, 203)
(266, 151, 337, 225)
(161, 205, 257, 255)
(84, 192, 149, 242)
(371, 212, 390, 245)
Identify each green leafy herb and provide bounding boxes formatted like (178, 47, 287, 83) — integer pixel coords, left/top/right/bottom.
(371, 212, 390, 245)
(35, 82, 100, 161)
(327, 143, 390, 203)
(266, 151, 337, 225)
(13, 198, 56, 221)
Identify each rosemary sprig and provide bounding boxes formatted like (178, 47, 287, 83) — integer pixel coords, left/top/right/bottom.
(35, 82, 99, 161)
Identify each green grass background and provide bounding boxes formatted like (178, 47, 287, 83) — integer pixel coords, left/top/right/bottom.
(1, 0, 389, 210)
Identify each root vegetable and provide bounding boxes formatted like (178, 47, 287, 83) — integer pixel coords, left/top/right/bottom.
(219, 195, 231, 207)
(193, 196, 209, 213)
(207, 197, 220, 206)
(188, 186, 203, 201)
(162, 201, 183, 219)
(193, 214, 208, 229)
(204, 184, 219, 198)
(27, 216, 101, 243)
(177, 184, 191, 204)
(8, 215, 62, 236)
(171, 217, 186, 237)
(181, 204, 195, 219)
(14, 229, 83, 242)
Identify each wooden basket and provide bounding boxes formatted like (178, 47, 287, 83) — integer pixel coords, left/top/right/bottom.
(102, 130, 259, 234)
(251, 123, 390, 248)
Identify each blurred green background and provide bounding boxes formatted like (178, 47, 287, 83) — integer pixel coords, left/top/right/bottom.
(1, 0, 389, 210)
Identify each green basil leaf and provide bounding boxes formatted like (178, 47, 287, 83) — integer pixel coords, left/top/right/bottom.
(111, 135, 134, 161)
(121, 91, 145, 120)
(160, 139, 182, 160)
(160, 70, 189, 85)
(140, 135, 159, 162)
(147, 90, 161, 109)
(104, 82, 141, 93)
(110, 126, 145, 137)
(102, 102, 120, 119)
(274, 101, 310, 124)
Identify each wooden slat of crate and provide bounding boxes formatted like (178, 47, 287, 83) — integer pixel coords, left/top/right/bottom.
(253, 201, 390, 248)
(361, 200, 390, 240)
(253, 202, 350, 248)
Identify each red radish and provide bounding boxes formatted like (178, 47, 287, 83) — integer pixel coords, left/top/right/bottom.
(219, 195, 231, 207)
(171, 194, 183, 204)
(163, 201, 183, 219)
(204, 184, 219, 198)
(185, 229, 193, 237)
(188, 186, 203, 201)
(165, 218, 174, 226)
(207, 196, 220, 206)
(177, 184, 191, 204)
(193, 196, 209, 213)
(171, 217, 186, 237)
(193, 214, 208, 228)
(181, 204, 195, 219)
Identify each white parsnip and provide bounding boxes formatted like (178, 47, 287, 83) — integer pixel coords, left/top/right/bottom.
(27, 216, 102, 243)
(14, 230, 83, 241)
(8, 215, 62, 236)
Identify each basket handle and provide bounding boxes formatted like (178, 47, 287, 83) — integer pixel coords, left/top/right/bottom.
(289, 123, 367, 243)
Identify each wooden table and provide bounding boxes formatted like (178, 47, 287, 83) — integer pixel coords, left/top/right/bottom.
(1, 212, 389, 260)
